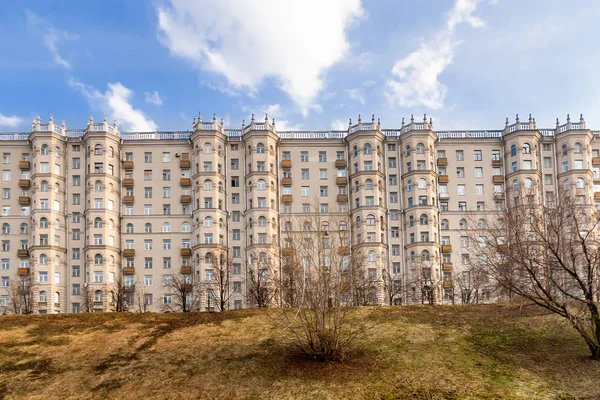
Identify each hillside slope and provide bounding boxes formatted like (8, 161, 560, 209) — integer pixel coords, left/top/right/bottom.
(1, 304, 599, 399)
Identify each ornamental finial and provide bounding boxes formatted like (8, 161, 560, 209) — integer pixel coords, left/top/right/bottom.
(556, 118, 560, 127)
(567, 113, 571, 123)
(410, 114, 414, 123)
(505, 117, 509, 126)
(198, 112, 202, 122)
(213, 113, 217, 122)
(423, 113, 427, 123)
(358, 114, 361, 123)
(251, 113, 255, 122)
(515, 114, 519, 123)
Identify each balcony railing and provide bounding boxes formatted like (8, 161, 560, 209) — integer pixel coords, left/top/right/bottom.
(595, 192, 600, 201)
(494, 192, 505, 200)
(181, 266, 192, 274)
(593, 157, 600, 166)
(123, 161, 134, 169)
(123, 267, 135, 275)
(492, 175, 504, 183)
(335, 159, 346, 168)
(282, 247, 294, 255)
(280, 159, 292, 168)
(337, 194, 348, 203)
(281, 177, 292, 186)
(442, 262, 453, 271)
(439, 192, 449, 199)
(18, 196, 31, 205)
(443, 280, 453, 288)
(441, 245, 452, 253)
(282, 195, 293, 203)
(123, 249, 135, 257)
(336, 177, 347, 185)
(492, 158, 502, 167)
(123, 178, 134, 187)
(123, 196, 134, 204)
(436, 158, 447, 166)
(337, 246, 350, 255)
(19, 161, 30, 170)
(180, 178, 191, 187)
(17, 267, 30, 275)
(17, 249, 29, 258)
(179, 160, 191, 169)
(19, 179, 31, 188)
(180, 195, 191, 204)
(180, 248, 192, 256)
(438, 175, 449, 183)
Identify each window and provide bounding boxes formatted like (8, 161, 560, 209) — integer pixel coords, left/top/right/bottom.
(522, 143, 531, 154)
(574, 142, 583, 153)
(511, 144, 517, 156)
(523, 160, 532, 170)
(474, 150, 482, 161)
(319, 151, 327, 162)
(475, 184, 484, 196)
(301, 186, 309, 197)
(456, 150, 464, 161)
(300, 151, 308, 162)
(562, 144, 568, 156)
(457, 185, 466, 196)
(474, 167, 483, 178)
(562, 161, 569, 173)
(456, 168, 464, 178)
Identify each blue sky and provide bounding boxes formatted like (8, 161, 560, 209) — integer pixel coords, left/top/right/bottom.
(0, 0, 599, 132)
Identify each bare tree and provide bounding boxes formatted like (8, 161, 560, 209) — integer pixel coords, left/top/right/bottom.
(406, 259, 440, 305)
(206, 250, 234, 311)
(108, 275, 133, 312)
(162, 271, 203, 312)
(134, 283, 150, 313)
(5, 273, 34, 314)
(246, 253, 278, 308)
(452, 265, 492, 305)
(275, 206, 374, 361)
(466, 190, 600, 360)
(382, 266, 404, 306)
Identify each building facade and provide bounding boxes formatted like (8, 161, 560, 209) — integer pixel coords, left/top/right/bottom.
(0, 113, 597, 313)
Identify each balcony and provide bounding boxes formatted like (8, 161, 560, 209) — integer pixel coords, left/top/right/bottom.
(335, 159, 347, 168)
(282, 247, 294, 255)
(182, 283, 193, 292)
(179, 159, 191, 169)
(336, 177, 347, 185)
(180, 178, 191, 187)
(337, 246, 350, 256)
(19, 161, 30, 170)
(281, 159, 292, 168)
(123, 161, 134, 170)
(439, 192, 449, 200)
(93, 301, 104, 307)
(492, 175, 504, 183)
(17, 267, 30, 276)
(123, 249, 135, 257)
(18, 196, 31, 205)
(19, 179, 31, 188)
(180, 195, 191, 204)
(181, 266, 192, 274)
(123, 196, 134, 204)
(438, 175, 449, 184)
(38, 302, 47, 307)
(595, 192, 600, 201)
(337, 194, 348, 203)
(123, 267, 135, 275)
(492, 158, 503, 167)
(436, 158, 448, 166)
(494, 192, 505, 200)
(443, 280, 453, 288)
(282, 195, 293, 203)
(593, 158, 600, 166)
(281, 177, 292, 186)
(180, 248, 192, 257)
(442, 262, 453, 271)
(442, 245, 452, 253)
(17, 249, 29, 258)
(123, 178, 134, 187)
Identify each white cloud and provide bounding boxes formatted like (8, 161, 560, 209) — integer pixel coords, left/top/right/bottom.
(69, 78, 158, 132)
(385, 0, 484, 110)
(259, 104, 301, 131)
(0, 114, 24, 128)
(144, 91, 163, 106)
(345, 88, 365, 105)
(26, 10, 77, 69)
(156, 0, 364, 116)
(331, 119, 348, 130)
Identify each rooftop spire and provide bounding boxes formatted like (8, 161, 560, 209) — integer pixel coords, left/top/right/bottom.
(198, 112, 202, 123)
(505, 117, 509, 127)
(265, 113, 268, 122)
(358, 114, 361, 123)
(556, 118, 560, 127)
(423, 113, 427, 123)
(567, 113, 571, 123)
(251, 113, 255, 122)
(49, 114, 53, 123)
(213, 113, 217, 122)
(515, 114, 519, 123)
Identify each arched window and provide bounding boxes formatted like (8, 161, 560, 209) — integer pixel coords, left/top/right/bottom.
(163, 222, 171, 232)
(416, 143, 425, 154)
(204, 142, 212, 153)
(418, 178, 427, 189)
(40, 218, 48, 228)
(574, 142, 582, 153)
(441, 219, 449, 230)
(364, 143, 372, 155)
(563, 179, 570, 190)
(20, 223, 28, 234)
(205, 252, 214, 264)
(54, 255, 60, 266)
(204, 180, 213, 191)
(356, 216, 361, 227)
(510, 144, 516, 156)
(54, 183, 60, 193)
(353, 146, 358, 157)
(368, 250, 376, 262)
(339, 221, 347, 231)
(108, 219, 114, 230)
(284, 221, 292, 231)
(95, 144, 103, 155)
(95, 180, 103, 191)
(522, 143, 531, 154)
(410, 251, 416, 262)
(258, 216, 267, 227)
(303, 221, 311, 231)
(407, 180, 413, 191)
(459, 219, 467, 229)
(406, 145, 411, 156)
(365, 179, 374, 190)
(257, 179, 266, 191)
(40, 180, 49, 192)
(108, 147, 114, 157)
(577, 177, 585, 188)
(204, 217, 213, 227)
(94, 254, 103, 265)
(39, 291, 47, 302)
(54, 146, 61, 157)
(478, 219, 486, 228)
(40, 254, 48, 265)
(94, 218, 102, 228)
(259, 252, 267, 263)
(1, 223, 9, 234)
(145, 223, 152, 233)
(94, 291, 103, 302)
(218, 182, 223, 193)
(421, 250, 430, 261)
(321, 221, 329, 231)
(181, 222, 191, 232)
(409, 215, 414, 227)
(562, 144, 568, 156)
(54, 219, 60, 229)
(524, 178, 533, 188)
(513, 179, 519, 191)
(420, 214, 428, 225)
(256, 143, 265, 154)
(41, 144, 49, 155)
(126, 223, 134, 233)
(366, 214, 375, 225)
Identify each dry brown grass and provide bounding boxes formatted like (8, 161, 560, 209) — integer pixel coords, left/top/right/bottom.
(1, 304, 599, 399)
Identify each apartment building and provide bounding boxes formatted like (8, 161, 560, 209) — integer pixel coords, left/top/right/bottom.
(0, 112, 597, 313)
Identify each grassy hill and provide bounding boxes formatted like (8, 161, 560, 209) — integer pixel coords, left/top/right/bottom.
(1, 304, 599, 399)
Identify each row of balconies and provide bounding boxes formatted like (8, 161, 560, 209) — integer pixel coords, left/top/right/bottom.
(122, 195, 191, 205)
(123, 265, 192, 276)
(281, 194, 348, 204)
(123, 160, 191, 170)
(438, 175, 504, 184)
(123, 178, 191, 187)
(437, 157, 504, 168)
(280, 159, 347, 169)
(122, 248, 192, 258)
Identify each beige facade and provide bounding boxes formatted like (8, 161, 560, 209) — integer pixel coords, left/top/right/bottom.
(0, 113, 597, 313)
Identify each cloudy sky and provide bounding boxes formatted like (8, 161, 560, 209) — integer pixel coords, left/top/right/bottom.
(0, 0, 599, 132)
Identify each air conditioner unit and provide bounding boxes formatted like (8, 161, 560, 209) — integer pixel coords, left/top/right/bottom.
(175, 152, 181, 158)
